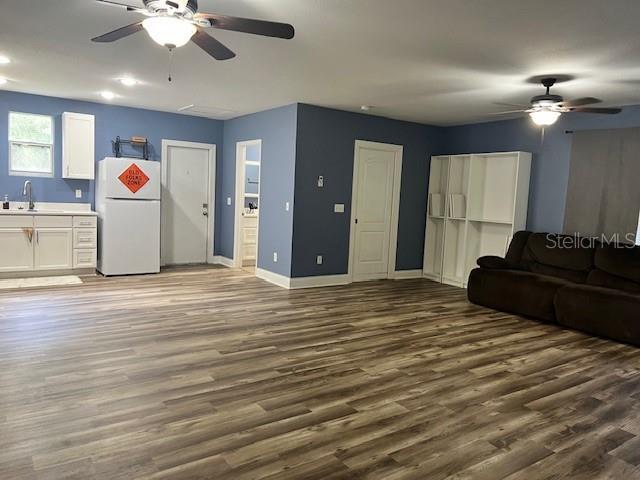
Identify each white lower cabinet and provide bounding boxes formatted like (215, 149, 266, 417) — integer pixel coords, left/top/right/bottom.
(0, 214, 97, 275)
(34, 228, 74, 270)
(0, 229, 35, 272)
(73, 249, 97, 269)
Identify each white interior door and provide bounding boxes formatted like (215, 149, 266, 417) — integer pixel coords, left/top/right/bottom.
(351, 141, 402, 282)
(162, 142, 214, 265)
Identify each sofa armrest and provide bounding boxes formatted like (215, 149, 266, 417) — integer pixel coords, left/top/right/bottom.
(477, 256, 517, 270)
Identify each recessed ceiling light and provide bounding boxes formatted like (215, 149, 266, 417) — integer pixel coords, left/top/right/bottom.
(119, 77, 138, 87)
(0, 55, 10, 65)
(100, 91, 116, 100)
(361, 105, 373, 111)
(0, 77, 8, 85)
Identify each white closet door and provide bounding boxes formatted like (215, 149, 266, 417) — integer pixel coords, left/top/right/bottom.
(352, 145, 397, 281)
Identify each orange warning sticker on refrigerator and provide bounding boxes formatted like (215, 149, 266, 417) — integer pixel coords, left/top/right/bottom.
(118, 163, 149, 194)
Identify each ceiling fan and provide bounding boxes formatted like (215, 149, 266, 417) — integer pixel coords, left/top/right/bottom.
(91, 0, 295, 61)
(495, 77, 622, 126)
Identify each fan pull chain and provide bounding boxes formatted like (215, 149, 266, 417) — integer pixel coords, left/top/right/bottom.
(168, 47, 174, 83)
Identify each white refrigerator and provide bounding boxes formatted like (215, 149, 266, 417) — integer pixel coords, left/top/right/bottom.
(96, 157, 161, 276)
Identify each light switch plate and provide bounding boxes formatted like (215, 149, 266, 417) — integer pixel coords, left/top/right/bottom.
(227, 197, 232, 206)
(316, 255, 323, 265)
(334, 203, 345, 213)
(318, 176, 324, 188)
(75, 189, 82, 199)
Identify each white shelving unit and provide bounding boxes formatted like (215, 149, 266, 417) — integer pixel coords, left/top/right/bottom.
(422, 151, 532, 288)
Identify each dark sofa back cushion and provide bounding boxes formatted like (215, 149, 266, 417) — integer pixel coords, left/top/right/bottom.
(519, 233, 595, 283)
(587, 269, 640, 294)
(595, 243, 640, 284)
(505, 231, 532, 265)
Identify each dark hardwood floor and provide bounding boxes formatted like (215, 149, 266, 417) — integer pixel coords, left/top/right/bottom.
(1, 266, 640, 479)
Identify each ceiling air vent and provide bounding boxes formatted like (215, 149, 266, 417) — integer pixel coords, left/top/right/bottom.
(178, 104, 236, 119)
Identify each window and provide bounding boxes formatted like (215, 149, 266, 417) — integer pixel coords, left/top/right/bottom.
(8, 112, 54, 176)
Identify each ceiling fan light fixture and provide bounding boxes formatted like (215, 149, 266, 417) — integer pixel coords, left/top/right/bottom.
(529, 108, 561, 126)
(142, 16, 197, 48)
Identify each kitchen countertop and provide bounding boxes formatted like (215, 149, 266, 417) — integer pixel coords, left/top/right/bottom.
(0, 209, 97, 216)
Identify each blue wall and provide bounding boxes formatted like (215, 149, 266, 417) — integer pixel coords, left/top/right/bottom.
(291, 104, 445, 277)
(0, 90, 223, 210)
(441, 105, 640, 233)
(8, 88, 640, 279)
(217, 104, 297, 276)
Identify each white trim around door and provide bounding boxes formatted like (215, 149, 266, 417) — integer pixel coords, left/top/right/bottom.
(348, 140, 403, 282)
(233, 139, 262, 269)
(161, 139, 216, 266)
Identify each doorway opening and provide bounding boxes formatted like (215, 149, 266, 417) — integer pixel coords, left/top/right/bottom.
(234, 140, 262, 273)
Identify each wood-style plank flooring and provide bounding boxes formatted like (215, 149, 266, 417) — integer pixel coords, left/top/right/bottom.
(1, 266, 640, 479)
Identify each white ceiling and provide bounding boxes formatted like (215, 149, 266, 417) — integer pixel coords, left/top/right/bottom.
(1, 0, 640, 126)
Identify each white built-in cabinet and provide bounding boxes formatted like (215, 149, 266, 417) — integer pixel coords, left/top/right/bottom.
(34, 228, 73, 270)
(62, 112, 95, 180)
(242, 214, 258, 265)
(0, 229, 34, 272)
(0, 215, 97, 274)
(423, 151, 532, 287)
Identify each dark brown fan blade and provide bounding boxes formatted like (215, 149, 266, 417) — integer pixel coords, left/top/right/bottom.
(493, 101, 530, 109)
(559, 97, 601, 107)
(488, 110, 527, 115)
(196, 14, 295, 39)
(191, 30, 236, 60)
(92, 22, 144, 42)
(95, 0, 144, 12)
(571, 107, 622, 114)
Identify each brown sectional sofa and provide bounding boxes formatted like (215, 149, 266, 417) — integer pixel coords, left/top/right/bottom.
(467, 231, 640, 347)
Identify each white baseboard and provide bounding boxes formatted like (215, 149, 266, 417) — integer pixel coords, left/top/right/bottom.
(211, 256, 234, 268)
(255, 269, 421, 290)
(256, 268, 292, 289)
(289, 274, 351, 289)
(392, 269, 423, 280)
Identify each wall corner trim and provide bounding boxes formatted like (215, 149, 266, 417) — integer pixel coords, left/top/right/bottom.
(211, 256, 235, 268)
(289, 274, 351, 289)
(256, 268, 292, 289)
(391, 269, 424, 280)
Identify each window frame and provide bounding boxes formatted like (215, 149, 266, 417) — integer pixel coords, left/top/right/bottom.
(8, 111, 55, 178)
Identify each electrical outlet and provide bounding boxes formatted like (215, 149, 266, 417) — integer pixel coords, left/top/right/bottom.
(316, 255, 323, 265)
(227, 197, 232, 206)
(75, 189, 82, 199)
(273, 252, 278, 263)
(285, 202, 290, 211)
(318, 176, 324, 188)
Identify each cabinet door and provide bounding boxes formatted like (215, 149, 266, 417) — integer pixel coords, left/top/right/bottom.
(0, 229, 34, 272)
(62, 112, 95, 180)
(34, 229, 73, 270)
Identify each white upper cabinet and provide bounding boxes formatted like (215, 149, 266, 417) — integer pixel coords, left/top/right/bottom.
(62, 112, 95, 180)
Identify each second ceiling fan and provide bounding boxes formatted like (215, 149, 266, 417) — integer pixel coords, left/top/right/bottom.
(91, 0, 295, 61)
(495, 77, 622, 126)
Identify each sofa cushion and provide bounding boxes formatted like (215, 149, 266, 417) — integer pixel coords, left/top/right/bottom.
(587, 269, 640, 294)
(505, 231, 532, 265)
(555, 284, 640, 347)
(477, 256, 520, 270)
(521, 233, 596, 272)
(468, 267, 571, 323)
(594, 243, 640, 284)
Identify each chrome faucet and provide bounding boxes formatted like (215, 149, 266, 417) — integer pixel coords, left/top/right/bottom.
(23, 180, 35, 210)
